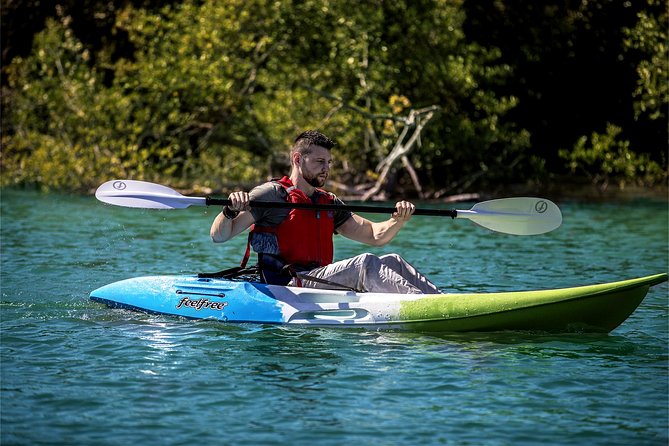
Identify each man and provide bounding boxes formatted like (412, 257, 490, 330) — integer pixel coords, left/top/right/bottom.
(210, 130, 440, 294)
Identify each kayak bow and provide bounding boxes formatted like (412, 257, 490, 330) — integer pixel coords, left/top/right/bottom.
(90, 273, 667, 333)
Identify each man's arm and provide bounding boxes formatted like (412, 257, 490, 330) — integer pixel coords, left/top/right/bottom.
(210, 191, 254, 243)
(336, 201, 415, 247)
(210, 210, 255, 243)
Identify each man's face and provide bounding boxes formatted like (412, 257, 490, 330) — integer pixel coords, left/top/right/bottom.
(299, 145, 332, 188)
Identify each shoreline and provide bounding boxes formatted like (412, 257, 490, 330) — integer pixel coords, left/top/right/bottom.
(334, 183, 669, 204)
(2, 180, 667, 204)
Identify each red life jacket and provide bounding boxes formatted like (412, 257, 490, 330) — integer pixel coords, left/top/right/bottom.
(241, 176, 335, 268)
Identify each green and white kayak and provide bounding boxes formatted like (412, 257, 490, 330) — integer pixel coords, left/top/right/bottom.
(90, 273, 667, 333)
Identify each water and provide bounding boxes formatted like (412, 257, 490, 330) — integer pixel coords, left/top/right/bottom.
(1, 189, 667, 445)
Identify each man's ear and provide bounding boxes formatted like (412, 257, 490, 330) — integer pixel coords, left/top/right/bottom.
(292, 152, 301, 167)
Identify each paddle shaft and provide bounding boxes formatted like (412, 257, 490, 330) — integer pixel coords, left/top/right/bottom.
(206, 197, 457, 218)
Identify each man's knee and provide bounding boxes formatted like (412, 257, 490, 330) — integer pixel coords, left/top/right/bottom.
(355, 252, 381, 269)
(379, 253, 402, 262)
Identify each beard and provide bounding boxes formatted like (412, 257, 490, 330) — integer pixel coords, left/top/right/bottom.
(304, 171, 327, 188)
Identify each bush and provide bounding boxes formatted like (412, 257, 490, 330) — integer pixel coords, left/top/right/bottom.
(560, 123, 665, 190)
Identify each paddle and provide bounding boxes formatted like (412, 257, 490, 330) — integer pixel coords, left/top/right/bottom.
(95, 179, 562, 235)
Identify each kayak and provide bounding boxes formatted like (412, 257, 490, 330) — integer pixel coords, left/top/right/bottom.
(89, 273, 667, 333)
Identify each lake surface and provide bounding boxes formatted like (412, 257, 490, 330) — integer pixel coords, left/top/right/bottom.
(1, 188, 667, 445)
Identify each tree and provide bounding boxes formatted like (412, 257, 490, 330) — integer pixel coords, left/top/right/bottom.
(462, 0, 667, 188)
(11, 0, 660, 194)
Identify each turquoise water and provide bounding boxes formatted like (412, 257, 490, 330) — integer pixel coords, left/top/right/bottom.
(1, 188, 667, 446)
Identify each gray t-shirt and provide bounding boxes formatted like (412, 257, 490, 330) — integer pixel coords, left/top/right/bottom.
(247, 181, 352, 255)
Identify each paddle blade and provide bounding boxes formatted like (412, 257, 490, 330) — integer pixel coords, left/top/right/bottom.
(95, 180, 206, 209)
(457, 197, 562, 235)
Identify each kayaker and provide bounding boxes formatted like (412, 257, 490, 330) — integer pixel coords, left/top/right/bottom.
(210, 130, 440, 294)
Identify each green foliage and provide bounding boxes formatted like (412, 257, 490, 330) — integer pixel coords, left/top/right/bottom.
(3, 15, 106, 190)
(462, 0, 668, 185)
(560, 123, 664, 189)
(1, 0, 666, 194)
(623, 0, 668, 122)
(555, 0, 667, 191)
(2, 2, 280, 191)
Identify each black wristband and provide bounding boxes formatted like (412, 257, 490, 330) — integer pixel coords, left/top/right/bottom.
(223, 206, 239, 220)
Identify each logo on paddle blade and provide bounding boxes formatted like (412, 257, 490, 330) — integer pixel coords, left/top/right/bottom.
(112, 181, 127, 190)
(535, 200, 548, 213)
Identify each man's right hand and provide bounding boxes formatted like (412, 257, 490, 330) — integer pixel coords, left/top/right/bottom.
(228, 191, 251, 212)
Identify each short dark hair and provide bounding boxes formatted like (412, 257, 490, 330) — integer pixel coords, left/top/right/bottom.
(292, 130, 335, 155)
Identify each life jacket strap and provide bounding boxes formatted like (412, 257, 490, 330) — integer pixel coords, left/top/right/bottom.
(240, 227, 254, 267)
(281, 264, 303, 287)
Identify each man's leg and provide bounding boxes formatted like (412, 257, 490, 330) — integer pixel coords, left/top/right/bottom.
(292, 253, 434, 294)
(378, 253, 441, 294)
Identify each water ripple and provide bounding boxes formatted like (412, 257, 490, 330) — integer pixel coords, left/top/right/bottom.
(1, 190, 667, 446)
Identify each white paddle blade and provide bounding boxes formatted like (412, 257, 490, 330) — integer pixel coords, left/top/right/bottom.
(95, 180, 206, 209)
(456, 197, 562, 235)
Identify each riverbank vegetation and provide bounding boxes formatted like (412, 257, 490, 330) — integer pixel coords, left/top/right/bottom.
(2, 0, 666, 199)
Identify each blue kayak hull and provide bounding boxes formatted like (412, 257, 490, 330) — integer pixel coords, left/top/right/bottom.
(89, 273, 668, 332)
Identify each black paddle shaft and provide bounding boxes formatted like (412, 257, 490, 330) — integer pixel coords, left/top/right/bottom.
(205, 197, 458, 218)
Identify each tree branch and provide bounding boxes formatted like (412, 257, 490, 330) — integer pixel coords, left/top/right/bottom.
(304, 85, 440, 200)
(362, 108, 437, 200)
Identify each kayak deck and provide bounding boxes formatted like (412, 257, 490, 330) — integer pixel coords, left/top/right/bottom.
(90, 273, 667, 333)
